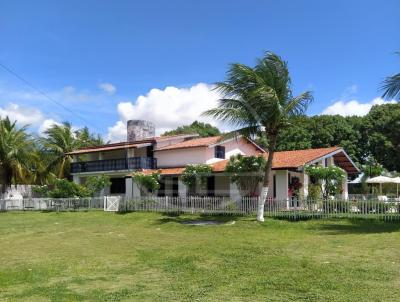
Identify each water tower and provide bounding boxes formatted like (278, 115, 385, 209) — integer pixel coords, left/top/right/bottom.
(127, 120, 155, 142)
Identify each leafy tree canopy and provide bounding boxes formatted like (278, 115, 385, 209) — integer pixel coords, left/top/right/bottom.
(162, 121, 221, 137)
(305, 165, 346, 199)
(181, 164, 212, 194)
(0, 117, 33, 191)
(33, 175, 110, 198)
(132, 172, 160, 196)
(364, 103, 400, 172)
(85, 175, 111, 196)
(226, 154, 267, 196)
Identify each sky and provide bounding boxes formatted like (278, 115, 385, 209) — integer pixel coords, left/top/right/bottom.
(0, 0, 399, 142)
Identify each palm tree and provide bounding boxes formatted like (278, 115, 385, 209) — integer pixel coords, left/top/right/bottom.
(0, 117, 33, 193)
(40, 122, 80, 179)
(75, 126, 105, 146)
(381, 52, 400, 100)
(40, 123, 104, 179)
(204, 52, 313, 221)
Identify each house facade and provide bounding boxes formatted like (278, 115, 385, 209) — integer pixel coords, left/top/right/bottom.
(68, 120, 359, 201)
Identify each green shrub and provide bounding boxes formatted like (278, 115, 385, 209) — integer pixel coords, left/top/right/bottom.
(181, 164, 212, 195)
(132, 172, 160, 196)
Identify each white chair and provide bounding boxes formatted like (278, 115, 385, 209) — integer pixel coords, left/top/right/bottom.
(377, 195, 388, 202)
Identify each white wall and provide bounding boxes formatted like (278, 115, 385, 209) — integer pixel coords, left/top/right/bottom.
(275, 170, 289, 201)
(155, 137, 261, 168)
(206, 137, 261, 164)
(155, 148, 208, 167)
(0, 185, 36, 199)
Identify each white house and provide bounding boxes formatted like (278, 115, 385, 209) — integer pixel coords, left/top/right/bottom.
(68, 120, 359, 201)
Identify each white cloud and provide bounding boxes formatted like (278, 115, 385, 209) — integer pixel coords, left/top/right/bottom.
(107, 120, 126, 142)
(322, 97, 397, 117)
(98, 82, 116, 95)
(38, 119, 61, 134)
(0, 103, 44, 125)
(107, 83, 222, 142)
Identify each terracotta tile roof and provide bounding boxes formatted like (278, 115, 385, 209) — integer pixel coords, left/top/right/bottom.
(142, 147, 345, 176)
(155, 136, 223, 151)
(67, 134, 198, 155)
(138, 167, 186, 176)
(266, 146, 341, 169)
(212, 147, 342, 171)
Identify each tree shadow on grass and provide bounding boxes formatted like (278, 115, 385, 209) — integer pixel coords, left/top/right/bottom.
(312, 219, 400, 235)
(154, 212, 240, 225)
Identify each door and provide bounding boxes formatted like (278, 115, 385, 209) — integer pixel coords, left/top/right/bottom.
(172, 177, 179, 197)
(207, 176, 215, 197)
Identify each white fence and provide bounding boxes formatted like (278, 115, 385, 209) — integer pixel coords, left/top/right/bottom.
(0, 197, 104, 211)
(1, 196, 400, 221)
(118, 196, 400, 221)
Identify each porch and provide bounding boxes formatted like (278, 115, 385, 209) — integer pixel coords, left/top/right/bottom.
(124, 168, 349, 203)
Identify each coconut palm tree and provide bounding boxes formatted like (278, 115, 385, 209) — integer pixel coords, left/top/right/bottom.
(40, 122, 80, 179)
(40, 123, 104, 179)
(0, 117, 33, 193)
(75, 126, 105, 146)
(381, 52, 400, 100)
(204, 51, 313, 221)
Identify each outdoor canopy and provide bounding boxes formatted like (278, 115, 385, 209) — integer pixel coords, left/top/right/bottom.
(366, 176, 399, 195)
(392, 177, 400, 196)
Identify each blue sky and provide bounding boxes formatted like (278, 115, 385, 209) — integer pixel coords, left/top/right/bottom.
(0, 0, 399, 141)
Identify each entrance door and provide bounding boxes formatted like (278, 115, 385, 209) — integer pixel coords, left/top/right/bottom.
(207, 176, 215, 197)
(172, 177, 179, 197)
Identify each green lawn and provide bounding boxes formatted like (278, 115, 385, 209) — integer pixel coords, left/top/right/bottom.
(0, 212, 399, 301)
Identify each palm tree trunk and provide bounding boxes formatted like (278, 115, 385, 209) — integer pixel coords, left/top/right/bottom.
(1, 166, 12, 194)
(257, 134, 277, 222)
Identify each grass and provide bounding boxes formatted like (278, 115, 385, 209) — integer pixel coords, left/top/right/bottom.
(0, 212, 400, 301)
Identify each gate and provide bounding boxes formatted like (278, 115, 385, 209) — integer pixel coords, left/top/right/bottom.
(104, 196, 121, 212)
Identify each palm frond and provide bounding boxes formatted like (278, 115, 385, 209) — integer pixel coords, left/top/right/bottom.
(284, 91, 314, 116)
(381, 73, 400, 100)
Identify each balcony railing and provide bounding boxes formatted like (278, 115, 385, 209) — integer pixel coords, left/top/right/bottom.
(71, 157, 157, 173)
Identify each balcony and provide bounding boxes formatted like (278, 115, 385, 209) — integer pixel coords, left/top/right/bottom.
(71, 157, 157, 173)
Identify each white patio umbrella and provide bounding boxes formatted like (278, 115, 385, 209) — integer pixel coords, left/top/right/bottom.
(392, 177, 400, 197)
(366, 176, 395, 195)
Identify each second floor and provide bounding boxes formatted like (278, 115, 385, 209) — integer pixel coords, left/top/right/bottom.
(69, 134, 264, 174)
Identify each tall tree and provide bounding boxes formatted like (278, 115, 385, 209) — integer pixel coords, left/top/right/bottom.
(40, 122, 80, 179)
(365, 103, 400, 171)
(75, 127, 104, 146)
(255, 115, 368, 166)
(204, 52, 313, 221)
(381, 52, 400, 100)
(162, 121, 221, 137)
(0, 117, 33, 192)
(40, 123, 104, 179)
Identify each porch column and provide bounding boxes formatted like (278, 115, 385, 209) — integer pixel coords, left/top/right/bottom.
(275, 170, 289, 207)
(300, 172, 309, 200)
(132, 182, 141, 198)
(178, 179, 187, 197)
(341, 172, 348, 200)
(125, 177, 133, 200)
(72, 175, 80, 184)
(229, 180, 241, 202)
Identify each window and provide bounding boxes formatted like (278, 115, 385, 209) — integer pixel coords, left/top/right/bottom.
(215, 146, 225, 159)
